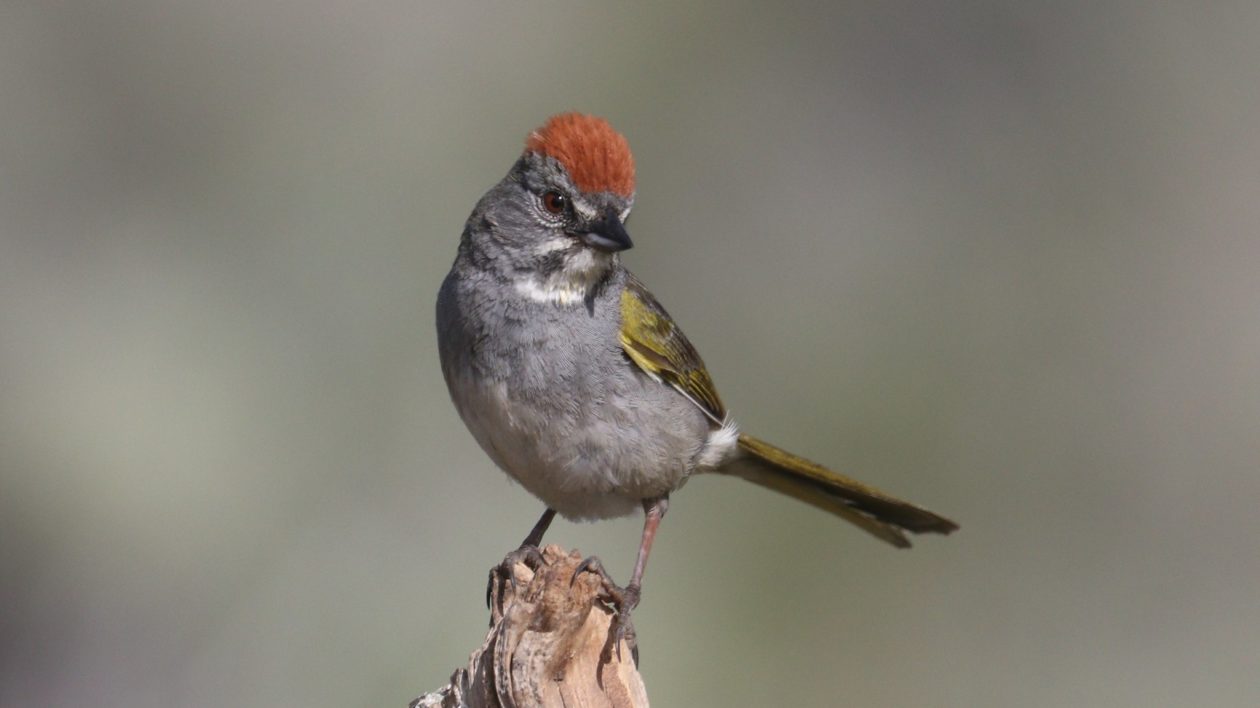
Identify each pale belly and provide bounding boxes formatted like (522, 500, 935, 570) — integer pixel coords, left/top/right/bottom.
(447, 369, 717, 521)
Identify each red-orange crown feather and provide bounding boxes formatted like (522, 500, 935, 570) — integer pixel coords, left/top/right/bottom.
(524, 113, 635, 197)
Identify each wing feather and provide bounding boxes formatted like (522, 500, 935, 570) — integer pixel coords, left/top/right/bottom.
(619, 274, 726, 424)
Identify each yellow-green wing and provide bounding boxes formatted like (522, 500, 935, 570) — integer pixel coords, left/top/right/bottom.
(619, 274, 726, 424)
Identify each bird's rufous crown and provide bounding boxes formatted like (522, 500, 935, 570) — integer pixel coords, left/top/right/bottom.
(524, 113, 635, 197)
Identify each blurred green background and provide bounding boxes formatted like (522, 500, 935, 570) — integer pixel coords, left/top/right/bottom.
(4, 2, 1259, 706)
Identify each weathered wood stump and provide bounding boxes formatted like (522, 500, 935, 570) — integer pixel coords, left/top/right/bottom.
(413, 545, 649, 708)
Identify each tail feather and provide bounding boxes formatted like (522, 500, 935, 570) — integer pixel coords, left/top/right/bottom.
(724, 433, 959, 548)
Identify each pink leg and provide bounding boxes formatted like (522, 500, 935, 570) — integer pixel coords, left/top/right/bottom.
(573, 495, 670, 662)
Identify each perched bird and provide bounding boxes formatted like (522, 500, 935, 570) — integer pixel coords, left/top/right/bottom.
(436, 112, 957, 647)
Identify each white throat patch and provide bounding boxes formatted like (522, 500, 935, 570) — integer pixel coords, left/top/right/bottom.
(514, 248, 611, 306)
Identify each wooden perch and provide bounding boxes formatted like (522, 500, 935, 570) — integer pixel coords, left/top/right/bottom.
(413, 545, 649, 708)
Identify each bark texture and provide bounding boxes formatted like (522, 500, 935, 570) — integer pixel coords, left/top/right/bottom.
(413, 545, 649, 708)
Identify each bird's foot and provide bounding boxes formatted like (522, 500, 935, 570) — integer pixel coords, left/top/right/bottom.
(486, 544, 547, 610)
(572, 556, 641, 665)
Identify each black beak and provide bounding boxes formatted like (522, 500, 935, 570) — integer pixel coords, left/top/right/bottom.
(579, 211, 633, 253)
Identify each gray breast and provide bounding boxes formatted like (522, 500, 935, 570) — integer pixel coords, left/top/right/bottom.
(437, 269, 710, 520)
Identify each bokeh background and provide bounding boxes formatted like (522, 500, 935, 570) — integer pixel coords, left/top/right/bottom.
(4, 2, 1259, 706)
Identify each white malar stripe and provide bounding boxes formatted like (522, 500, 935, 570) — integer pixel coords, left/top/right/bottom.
(696, 418, 740, 468)
(533, 237, 571, 254)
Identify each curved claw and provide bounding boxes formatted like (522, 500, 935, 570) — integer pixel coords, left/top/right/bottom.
(613, 583, 642, 662)
(486, 545, 547, 609)
(570, 555, 601, 586)
(571, 555, 625, 604)
(571, 557, 644, 664)
(611, 607, 640, 667)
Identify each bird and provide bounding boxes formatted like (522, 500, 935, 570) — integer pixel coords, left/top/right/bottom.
(436, 112, 957, 651)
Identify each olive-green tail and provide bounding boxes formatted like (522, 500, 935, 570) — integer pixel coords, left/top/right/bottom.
(725, 433, 958, 548)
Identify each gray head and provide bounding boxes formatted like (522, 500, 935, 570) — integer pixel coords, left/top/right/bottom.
(460, 113, 637, 306)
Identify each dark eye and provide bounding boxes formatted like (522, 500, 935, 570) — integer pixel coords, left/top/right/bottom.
(541, 191, 568, 215)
